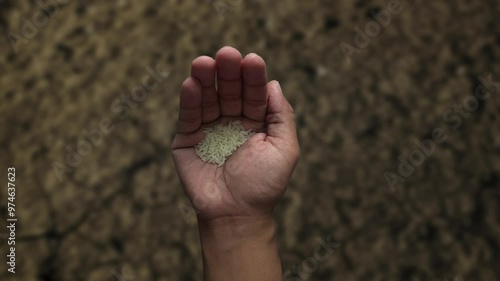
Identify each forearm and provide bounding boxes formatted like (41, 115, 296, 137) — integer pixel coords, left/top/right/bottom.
(198, 215, 282, 281)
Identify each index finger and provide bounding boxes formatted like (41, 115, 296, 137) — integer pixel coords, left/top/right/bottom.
(177, 77, 202, 134)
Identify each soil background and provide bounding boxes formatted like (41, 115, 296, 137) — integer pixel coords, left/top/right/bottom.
(0, 0, 499, 280)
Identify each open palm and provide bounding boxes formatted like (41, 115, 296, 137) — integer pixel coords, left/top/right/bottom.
(171, 47, 299, 221)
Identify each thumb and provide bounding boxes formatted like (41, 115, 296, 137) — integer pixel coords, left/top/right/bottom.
(266, 81, 298, 147)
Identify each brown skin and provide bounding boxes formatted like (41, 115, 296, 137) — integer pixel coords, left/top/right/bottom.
(172, 46, 299, 281)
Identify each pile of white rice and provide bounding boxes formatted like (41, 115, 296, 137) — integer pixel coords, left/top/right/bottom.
(195, 121, 254, 166)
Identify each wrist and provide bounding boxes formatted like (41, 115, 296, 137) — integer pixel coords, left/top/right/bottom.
(198, 214, 277, 251)
(197, 215, 282, 281)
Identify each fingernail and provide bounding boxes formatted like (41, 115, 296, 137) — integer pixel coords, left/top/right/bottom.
(276, 81, 281, 92)
(246, 53, 257, 59)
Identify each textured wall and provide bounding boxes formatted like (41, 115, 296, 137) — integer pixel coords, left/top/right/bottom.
(0, 0, 499, 280)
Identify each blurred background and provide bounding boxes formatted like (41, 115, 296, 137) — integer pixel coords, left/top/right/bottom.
(1, 0, 499, 280)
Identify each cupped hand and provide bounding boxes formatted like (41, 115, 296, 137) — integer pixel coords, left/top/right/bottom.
(171, 46, 299, 222)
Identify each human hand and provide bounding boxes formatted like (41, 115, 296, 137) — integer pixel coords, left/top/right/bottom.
(171, 46, 299, 223)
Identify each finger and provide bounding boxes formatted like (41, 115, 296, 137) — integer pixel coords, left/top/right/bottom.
(171, 130, 205, 150)
(191, 56, 220, 123)
(216, 46, 242, 117)
(265, 81, 297, 144)
(242, 53, 268, 122)
(177, 77, 202, 134)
